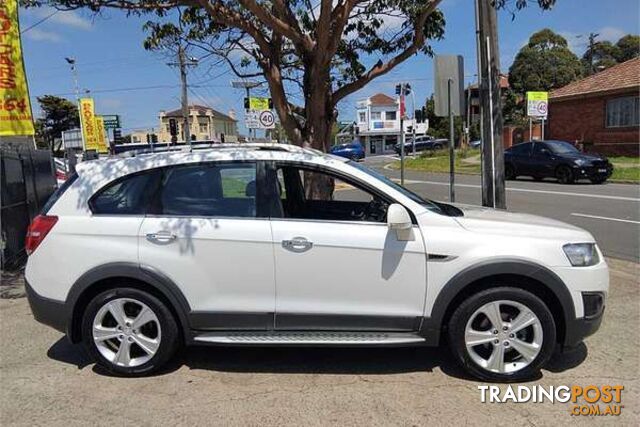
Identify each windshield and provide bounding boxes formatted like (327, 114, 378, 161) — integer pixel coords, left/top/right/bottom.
(348, 161, 444, 214)
(544, 140, 580, 154)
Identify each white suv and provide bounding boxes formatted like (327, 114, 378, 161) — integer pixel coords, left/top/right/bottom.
(25, 144, 608, 381)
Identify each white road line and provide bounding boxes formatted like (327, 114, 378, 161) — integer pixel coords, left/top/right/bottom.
(571, 213, 640, 224)
(399, 179, 640, 202)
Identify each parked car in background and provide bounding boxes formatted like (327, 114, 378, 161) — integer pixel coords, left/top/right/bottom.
(330, 141, 365, 160)
(394, 135, 448, 155)
(25, 143, 608, 382)
(469, 140, 482, 149)
(504, 140, 613, 184)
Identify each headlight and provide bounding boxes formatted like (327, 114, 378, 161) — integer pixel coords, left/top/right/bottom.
(563, 243, 599, 266)
(574, 159, 589, 166)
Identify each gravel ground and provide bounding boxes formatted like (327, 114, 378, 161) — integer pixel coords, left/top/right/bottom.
(1, 258, 638, 426)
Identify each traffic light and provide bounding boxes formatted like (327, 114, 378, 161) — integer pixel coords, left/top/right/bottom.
(415, 109, 422, 123)
(244, 97, 250, 109)
(220, 133, 225, 143)
(151, 134, 158, 144)
(146, 133, 151, 144)
(404, 83, 412, 95)
(395, 84, 402, 95)
(407, 126, 413, 133)
(268, 98, 273, 109)
(169, 118, 178, 136)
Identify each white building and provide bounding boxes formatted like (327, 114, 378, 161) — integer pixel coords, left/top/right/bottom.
(355, 93, 428, 156)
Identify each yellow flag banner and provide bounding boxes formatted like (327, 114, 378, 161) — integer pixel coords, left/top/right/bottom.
(79, 98, 99, 151)
(0, 0, 35, 136)
(95, 116, 109, 154)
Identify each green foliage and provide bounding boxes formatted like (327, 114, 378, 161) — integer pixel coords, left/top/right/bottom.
(34, 95, 79, 153)
(582, 40, 620, 74)
(508, 28, 583, 94)
(424, 94, 463, 141)
(615, 35, 640, 62)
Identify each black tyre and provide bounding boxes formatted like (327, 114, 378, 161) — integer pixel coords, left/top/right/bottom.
(447, 287, 556, 382)
(556, 165, 575, 184)
(81, 287, 180, 376)
(504, 164, 516, 180)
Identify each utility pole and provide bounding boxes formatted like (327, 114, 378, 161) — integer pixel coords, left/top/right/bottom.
(588, 32, 599, 74)
(168, 45, 198, 147)
(65, 57, 81, 170)
(475, 0, 506, 209)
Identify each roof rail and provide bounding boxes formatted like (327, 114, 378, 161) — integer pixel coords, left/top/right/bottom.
(117, 142, 323, 158)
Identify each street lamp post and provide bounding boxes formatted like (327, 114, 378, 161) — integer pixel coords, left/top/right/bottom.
(65, 57, 82, 168)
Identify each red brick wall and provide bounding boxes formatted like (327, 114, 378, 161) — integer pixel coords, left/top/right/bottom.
(548, 91, 640, 156)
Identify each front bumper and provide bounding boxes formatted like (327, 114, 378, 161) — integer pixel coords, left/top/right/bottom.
(563, 305, 604, 348)
(572, 163, 613, 180)
(25, 280, 69, 335)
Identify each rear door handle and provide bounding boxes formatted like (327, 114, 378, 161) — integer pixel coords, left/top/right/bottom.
(146, 231, 177, 244)
(282, 237, 313, 253)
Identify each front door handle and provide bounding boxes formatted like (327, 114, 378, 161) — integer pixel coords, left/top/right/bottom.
(146, 231, 177, 244)
(282, 237, 313, 253)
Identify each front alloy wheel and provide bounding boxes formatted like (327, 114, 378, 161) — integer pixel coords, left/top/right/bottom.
(464, 300, 543, 374)
(448, 287, 556, 382)
(82, 287, 180, 376)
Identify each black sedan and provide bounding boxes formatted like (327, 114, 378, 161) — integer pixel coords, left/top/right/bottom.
(504, 140, 613, 184)
(394, 135, 448, 156)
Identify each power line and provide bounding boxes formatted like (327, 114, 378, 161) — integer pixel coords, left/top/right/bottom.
(30, 82, 229, 98)
(21, 10, 59, 34)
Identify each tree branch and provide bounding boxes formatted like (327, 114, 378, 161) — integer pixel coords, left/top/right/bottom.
(332, 0, 442, 104)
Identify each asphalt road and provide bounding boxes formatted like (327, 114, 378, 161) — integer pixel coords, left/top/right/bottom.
(1, 258, 638, 426)
(363, 156, 640, 262)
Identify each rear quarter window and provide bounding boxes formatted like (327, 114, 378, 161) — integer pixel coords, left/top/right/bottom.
(42, 172, 78, 214)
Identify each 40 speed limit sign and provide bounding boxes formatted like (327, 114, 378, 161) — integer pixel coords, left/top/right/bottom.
(258, 110, 276, 129)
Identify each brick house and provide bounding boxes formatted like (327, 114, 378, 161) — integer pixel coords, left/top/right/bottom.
(548, 58, 640, 156)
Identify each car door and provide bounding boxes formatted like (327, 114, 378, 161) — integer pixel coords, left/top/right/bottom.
(509, 142, 533, 175)
(138, 161, 275, 330)
(530, 142, 555, 177)
(267, 162, 427, 331)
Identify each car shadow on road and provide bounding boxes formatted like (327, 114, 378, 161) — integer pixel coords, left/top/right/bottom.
(46, 338, 588, 381)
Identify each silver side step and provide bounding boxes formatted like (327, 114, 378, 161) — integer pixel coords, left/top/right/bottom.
(193, 331, 427, 345)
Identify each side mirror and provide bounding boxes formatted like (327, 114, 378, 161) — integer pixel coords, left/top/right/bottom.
(387, 203, 412, 231)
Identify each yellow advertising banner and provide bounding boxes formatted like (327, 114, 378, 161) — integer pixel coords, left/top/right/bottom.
(79, 98, 99, 151)
(0, 0, 35, 136)
(95, 116, 109, 154)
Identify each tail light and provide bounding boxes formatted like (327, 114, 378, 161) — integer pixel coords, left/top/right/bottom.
(56, 170, 67, 181)
(25, 215, 58, 255)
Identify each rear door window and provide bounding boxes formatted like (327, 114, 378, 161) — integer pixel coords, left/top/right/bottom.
(159, 163, 257, 218)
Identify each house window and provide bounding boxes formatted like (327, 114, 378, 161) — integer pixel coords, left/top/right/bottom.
(385, 111, 397, 121)
(370, 111, 382, 120)
(606, 96, 640, 128)
(199, 123, 209, 133)
(358, 111, 366, 122)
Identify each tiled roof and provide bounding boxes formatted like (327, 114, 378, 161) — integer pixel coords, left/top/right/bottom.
(369, 93, 397, 106)
(162, 104, 237, 121)
(550, 57, 640, 100)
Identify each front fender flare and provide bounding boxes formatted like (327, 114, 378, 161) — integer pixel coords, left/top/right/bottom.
(419, 259, 575, 346)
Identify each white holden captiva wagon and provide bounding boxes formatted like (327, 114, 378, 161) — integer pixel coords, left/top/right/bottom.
(25, 143, 608, 381)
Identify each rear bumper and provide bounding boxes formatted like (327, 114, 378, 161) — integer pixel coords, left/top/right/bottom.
(25, 280, 69, 335)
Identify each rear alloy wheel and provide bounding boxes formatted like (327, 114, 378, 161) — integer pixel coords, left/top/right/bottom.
(448, 287, 556, 382)
(82, 288, 179, 376)
(556, 165, 575, 184)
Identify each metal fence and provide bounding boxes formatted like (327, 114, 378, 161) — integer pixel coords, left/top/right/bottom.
(1, 145, 57, 271)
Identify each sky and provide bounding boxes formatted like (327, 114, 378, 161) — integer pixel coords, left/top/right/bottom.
(20, 0, 640, 136)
